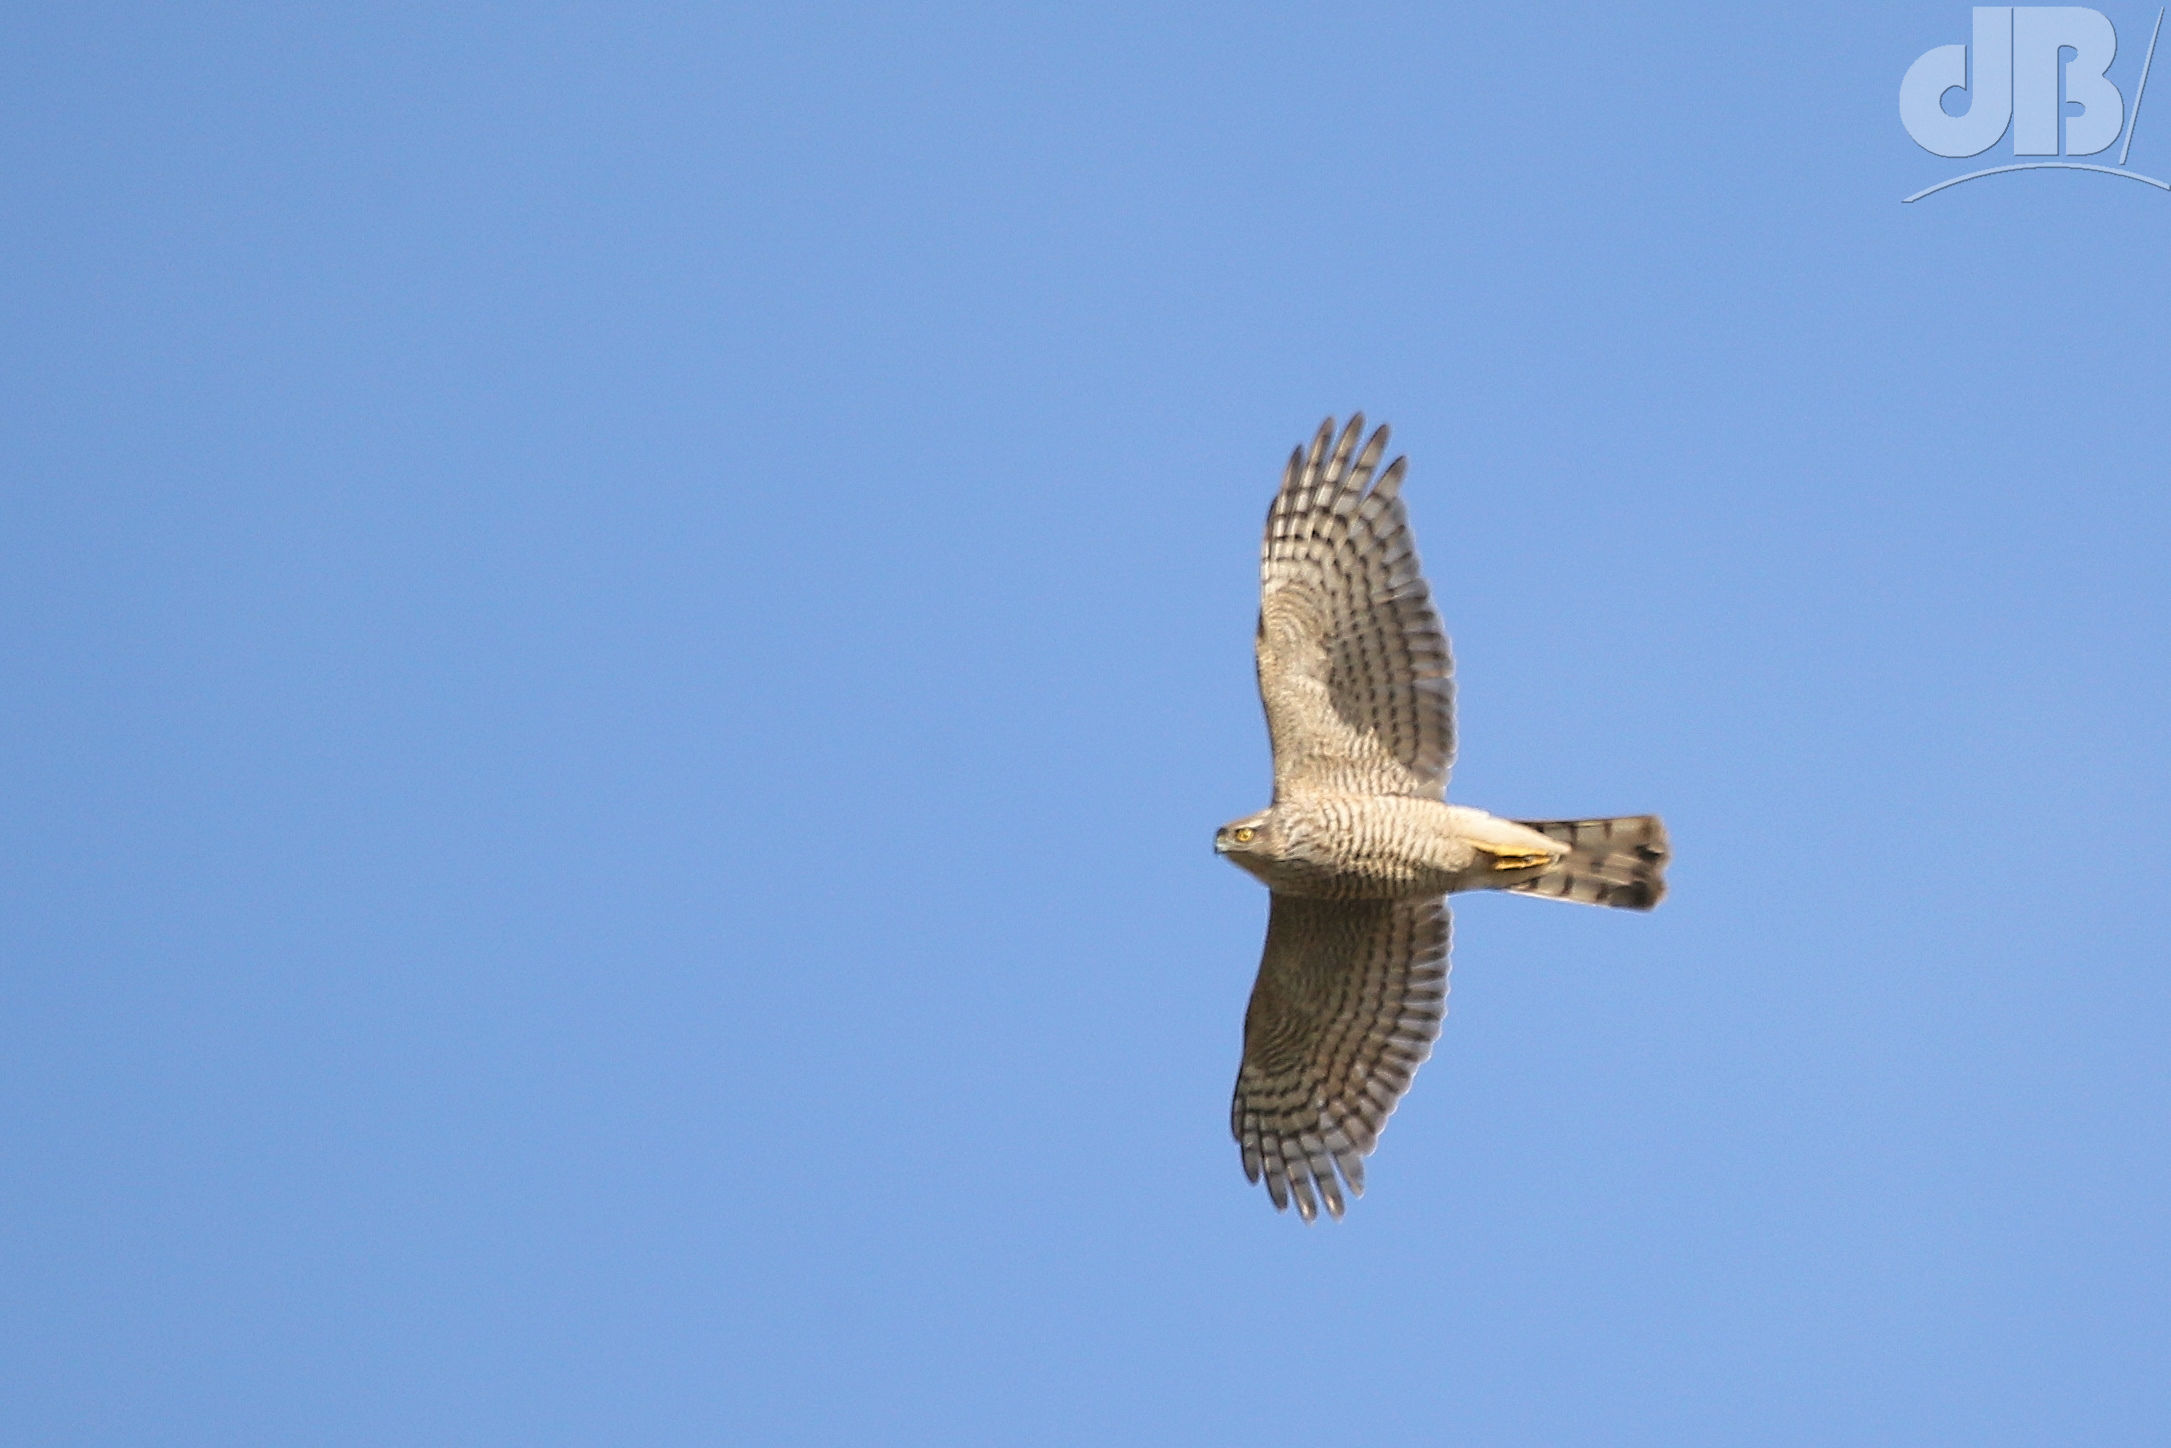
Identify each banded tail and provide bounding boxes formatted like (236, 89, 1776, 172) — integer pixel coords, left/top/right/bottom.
(1508, 815, 1669, 911)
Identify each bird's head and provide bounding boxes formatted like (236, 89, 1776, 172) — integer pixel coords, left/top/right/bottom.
(1214, 811, 1280, 873)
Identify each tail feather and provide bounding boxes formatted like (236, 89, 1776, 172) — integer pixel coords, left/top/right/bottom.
(1509, 816, 1669, 911)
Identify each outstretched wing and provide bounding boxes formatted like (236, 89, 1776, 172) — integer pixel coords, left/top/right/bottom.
(1256, 415, 1455, 802)
(1230, 894, 1450, 1221)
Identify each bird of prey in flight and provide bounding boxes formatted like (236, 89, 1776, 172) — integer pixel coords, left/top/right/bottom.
(1217, 415, 1669, 1221)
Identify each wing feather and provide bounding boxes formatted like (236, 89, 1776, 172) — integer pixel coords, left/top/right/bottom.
(1256, 416, 1455, 800)
(1229, 895, 1451, 1221)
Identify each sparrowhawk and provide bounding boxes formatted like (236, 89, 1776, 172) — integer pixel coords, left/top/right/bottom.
(1216, 415, 1670, 1221)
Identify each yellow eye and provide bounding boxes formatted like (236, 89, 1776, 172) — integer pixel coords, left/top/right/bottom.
(1234, 827, 1256, 843)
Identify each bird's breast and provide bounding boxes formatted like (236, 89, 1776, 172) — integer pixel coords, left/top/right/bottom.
(1254, 796, 1479, 899)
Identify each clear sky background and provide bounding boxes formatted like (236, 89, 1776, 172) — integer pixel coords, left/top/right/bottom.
(6, 3, 2169, 1444)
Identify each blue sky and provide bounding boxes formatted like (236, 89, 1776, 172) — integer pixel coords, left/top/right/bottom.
(5, 3, 2169, 1443)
